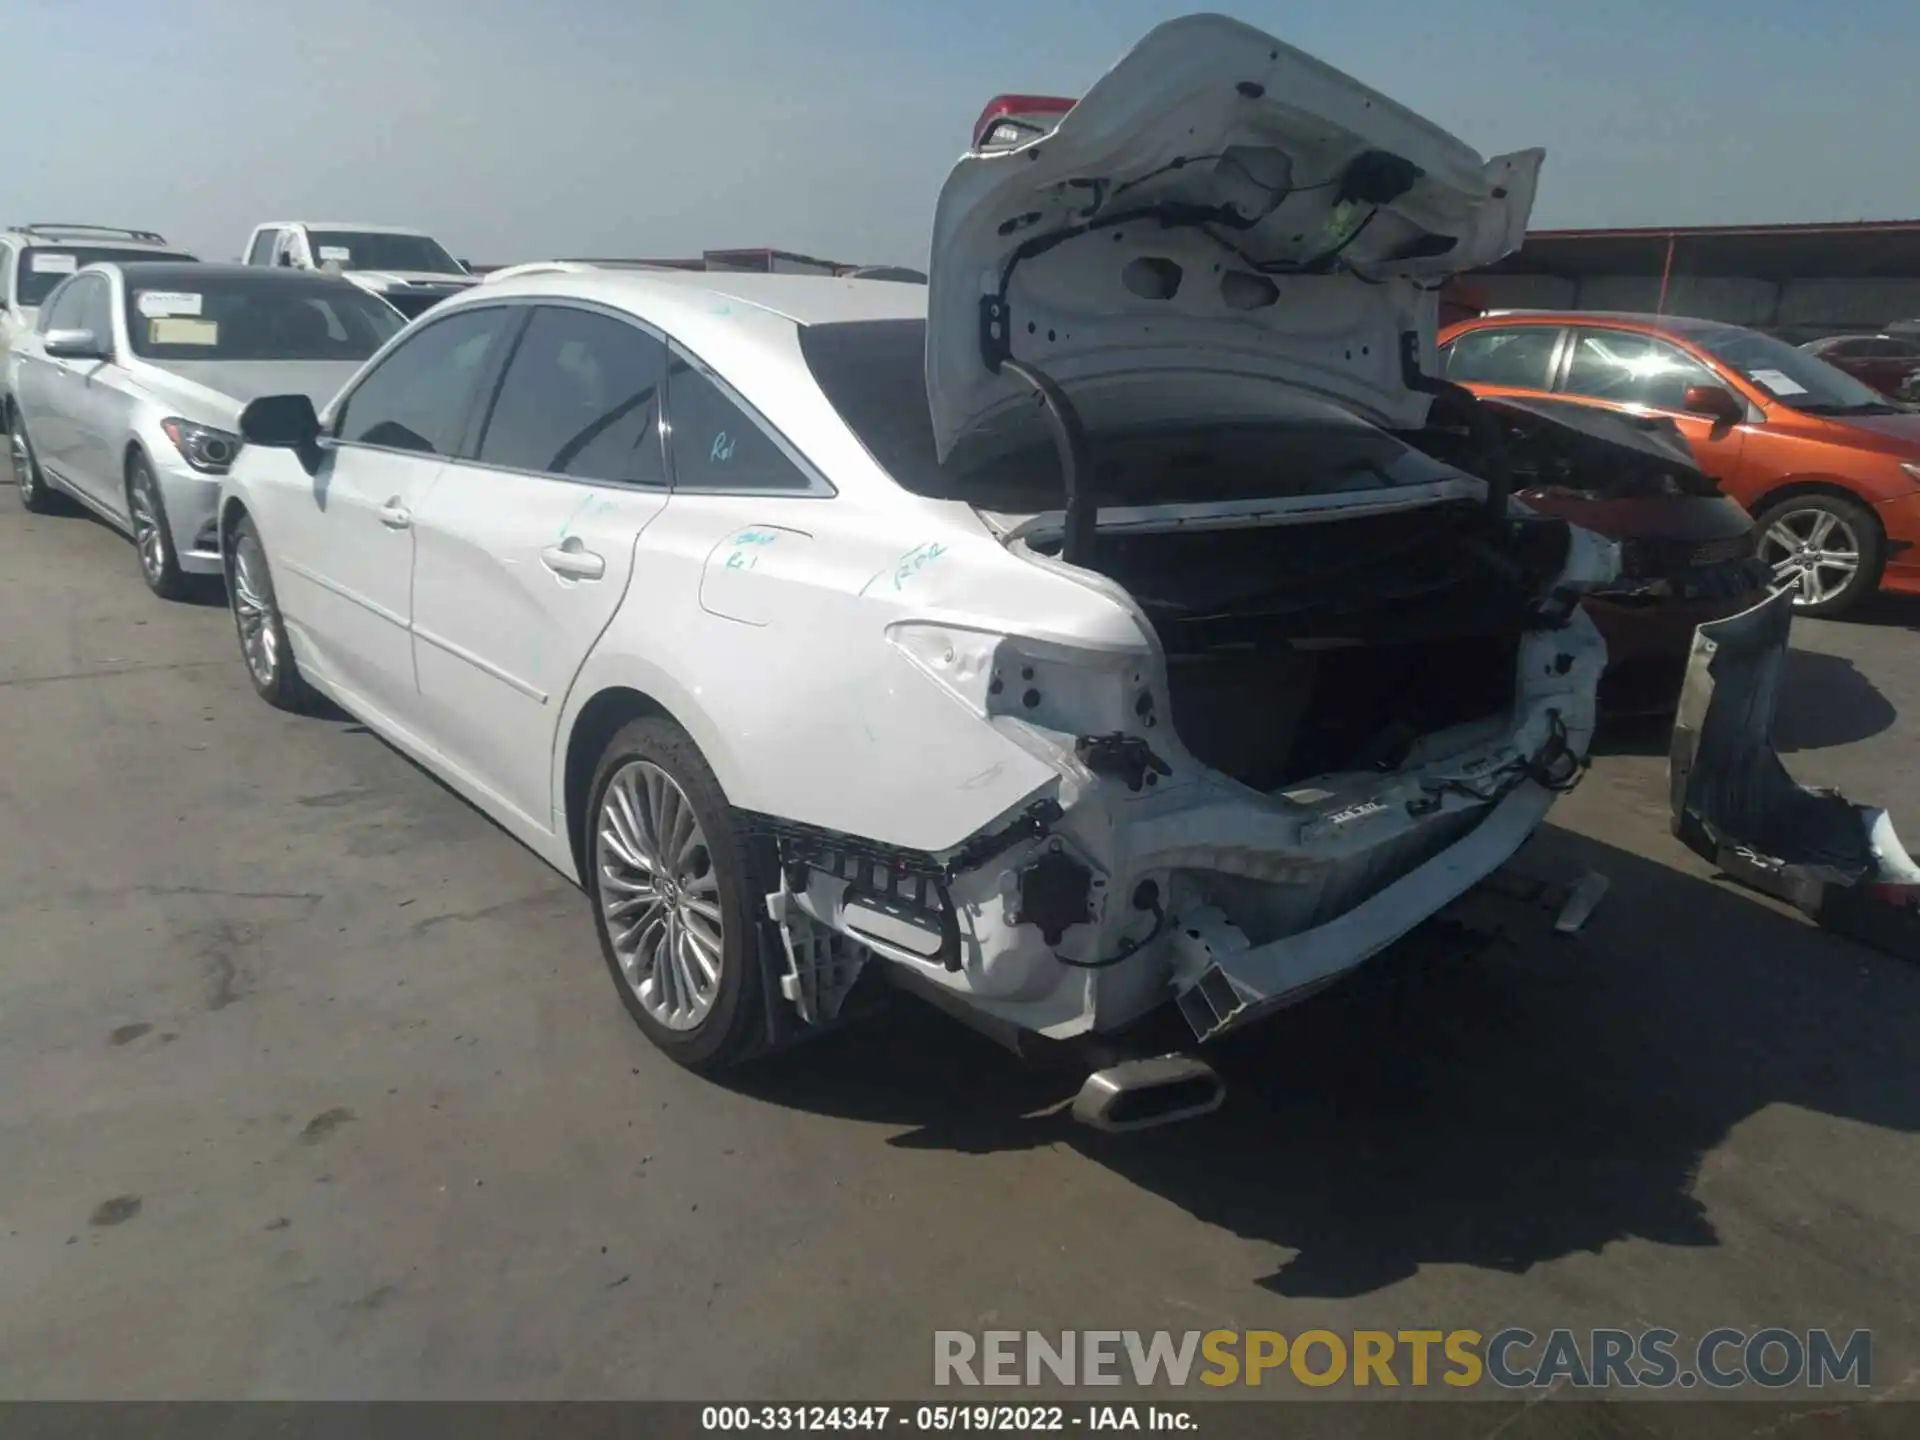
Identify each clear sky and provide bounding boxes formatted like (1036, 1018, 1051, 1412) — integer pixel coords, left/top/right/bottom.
(8, 0, 1918, 269)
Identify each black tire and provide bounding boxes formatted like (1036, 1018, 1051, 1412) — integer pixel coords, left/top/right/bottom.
(585, 715, 775, 1071)
(127, 453, 192, 600)
(1752, 491, 1884, 619)
(225, 513, 320, 712)
(10, 410, 61, 515)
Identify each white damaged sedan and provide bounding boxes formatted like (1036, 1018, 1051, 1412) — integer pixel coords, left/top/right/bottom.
(218, 15, 1620, 1126)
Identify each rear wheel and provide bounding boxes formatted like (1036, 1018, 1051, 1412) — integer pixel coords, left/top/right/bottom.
(10, 412, 59, 515)
(1754, 492, 1883, 619)
(226, 514, 319, 712)
(127, 454, 191, 600)
(585, 716, 774, 1071)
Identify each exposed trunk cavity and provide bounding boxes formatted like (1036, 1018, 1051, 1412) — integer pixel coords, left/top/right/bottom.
(1035, 499, 1569, 792)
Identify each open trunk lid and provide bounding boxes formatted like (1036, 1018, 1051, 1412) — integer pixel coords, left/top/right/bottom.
(925, 13, 1543, 471)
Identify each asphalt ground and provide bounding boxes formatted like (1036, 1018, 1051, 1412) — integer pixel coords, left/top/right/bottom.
(1, 459, 1917, 1424)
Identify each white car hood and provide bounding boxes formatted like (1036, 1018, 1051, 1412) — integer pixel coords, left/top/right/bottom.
(925, 13, 1542, 468)
(345, 270, 478, 290)
(135, 360, 367, 430)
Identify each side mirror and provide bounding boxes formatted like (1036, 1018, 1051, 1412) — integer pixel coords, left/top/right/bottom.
(239, 393, 322, 450)
(1682, 383, 1744, 427)
(44, 327, 109, 360)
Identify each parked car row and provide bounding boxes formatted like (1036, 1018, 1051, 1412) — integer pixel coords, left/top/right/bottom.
(1439, 311, 1920, 618)
(0, 16, 1849, 1127)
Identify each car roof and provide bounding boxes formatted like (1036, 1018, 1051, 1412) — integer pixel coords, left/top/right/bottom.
(257, 221, 433, 236)
(467, 267, 927, 332)
(8, 231, 184, 252)
(1455, 308, 1749, 341)
(104, 260, 367, 289)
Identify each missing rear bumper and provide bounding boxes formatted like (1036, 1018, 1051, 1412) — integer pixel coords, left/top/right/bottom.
(1670, 589, 1920, 961)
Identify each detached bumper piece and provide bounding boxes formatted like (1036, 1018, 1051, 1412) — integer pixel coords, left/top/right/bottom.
(1669, 589, 1920, 961)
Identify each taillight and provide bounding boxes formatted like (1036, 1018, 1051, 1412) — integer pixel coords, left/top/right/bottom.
(971, 94, 1076, 152)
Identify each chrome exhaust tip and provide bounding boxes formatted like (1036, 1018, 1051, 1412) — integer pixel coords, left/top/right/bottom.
(1071, 1053, 1226, 1133)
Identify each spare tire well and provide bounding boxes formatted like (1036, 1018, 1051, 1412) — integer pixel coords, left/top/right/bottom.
(564, 687, 669, 883)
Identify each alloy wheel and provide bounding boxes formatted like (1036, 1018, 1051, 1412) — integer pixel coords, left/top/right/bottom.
(230, 533, 281, 687)
(10, 427, 36, 503)
(129, 468, 167, 583)
(1759, 507, 1861, 609)
(594, 760, 725, 1031)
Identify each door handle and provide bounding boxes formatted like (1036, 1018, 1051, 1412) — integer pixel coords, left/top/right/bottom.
(377, 499, 412, 530)
(540, 540, 606, 580)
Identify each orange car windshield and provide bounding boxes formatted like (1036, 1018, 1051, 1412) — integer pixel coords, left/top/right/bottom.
(1695, 329, 1903, 416)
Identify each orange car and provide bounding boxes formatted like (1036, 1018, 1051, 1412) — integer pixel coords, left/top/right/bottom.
(1438, 311, 1920, 617)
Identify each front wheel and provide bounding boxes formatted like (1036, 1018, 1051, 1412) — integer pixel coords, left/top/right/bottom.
(1754, 493, 1884, 619)
(585, 716, 775, 1071)
(127, 455, 191, 600)
(226, 514, 319, 712)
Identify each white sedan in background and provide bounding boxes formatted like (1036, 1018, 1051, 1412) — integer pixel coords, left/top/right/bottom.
(218, 14, 1622, 1129)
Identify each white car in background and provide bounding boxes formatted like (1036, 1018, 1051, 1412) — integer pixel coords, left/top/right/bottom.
(7, 262, 404, 597)
(216, 15, 1619, 1127)
(2, 223, 198, 432)
(240, 221, 479, 319)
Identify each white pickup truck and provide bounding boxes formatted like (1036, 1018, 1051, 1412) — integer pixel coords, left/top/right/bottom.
(240, 221, 479, 319)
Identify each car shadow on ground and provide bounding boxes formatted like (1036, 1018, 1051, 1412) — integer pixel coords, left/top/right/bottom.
(20, 490, 231, 606)
(726, 822, 1920, 1299)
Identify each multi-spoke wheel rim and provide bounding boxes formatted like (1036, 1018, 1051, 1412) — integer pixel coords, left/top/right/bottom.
(230, 535, 280, 685)
(11, 428, 34, 499)
(1760, 507, 1861, 608)
(129, 469, 166, 581)
(595, 760, 724, 1031)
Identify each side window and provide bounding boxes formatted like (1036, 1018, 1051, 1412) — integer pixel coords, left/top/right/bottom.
(1561, 328, 1717, 411)
(39, 278, 83, 332)
(74, 276, 114, 344)
(0, 245, 12, 306)
(473, 305, 666, 484)
(334, 307, 516, 456)
(665, 350, 815, 492)
(247, 229, 279, 266)
(1440, 327, 1561, 390)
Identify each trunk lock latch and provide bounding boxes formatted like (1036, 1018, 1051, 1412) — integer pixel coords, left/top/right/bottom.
(1075, 732, 1172, 792)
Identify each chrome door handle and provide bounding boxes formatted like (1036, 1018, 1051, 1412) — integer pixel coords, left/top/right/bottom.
(540, 542, 606, 580)
(377, 499, 412, 530)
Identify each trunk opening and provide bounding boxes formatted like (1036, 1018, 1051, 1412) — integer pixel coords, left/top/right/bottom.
(1033, 499, 1562, 792)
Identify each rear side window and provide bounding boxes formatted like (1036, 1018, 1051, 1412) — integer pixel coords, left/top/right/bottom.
(475, 305, 666, 484)
(665, 351, 814, 492)
(1441, 327, 1561, 389)
(334, 306, 516, 456)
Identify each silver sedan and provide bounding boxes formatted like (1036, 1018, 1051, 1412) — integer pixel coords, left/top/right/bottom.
(6, 261, 403, 598)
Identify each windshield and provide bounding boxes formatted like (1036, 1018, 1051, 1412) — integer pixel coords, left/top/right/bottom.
(800, 318, 1464, 509)
(17, 247, 196, 305)
(125, 277, 406, 362)
(1694, 328, 1902, 415)
(307, 230, 461, 274)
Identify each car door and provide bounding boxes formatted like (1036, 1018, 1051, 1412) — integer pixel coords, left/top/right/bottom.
(269, 303, 521, 727)
(408, 301, 669, 832)
(61, 273, 136, 513)
(1554, 326, 1748, 489)
(14, 274, 93, 483)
